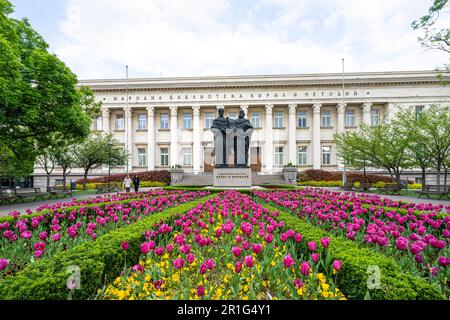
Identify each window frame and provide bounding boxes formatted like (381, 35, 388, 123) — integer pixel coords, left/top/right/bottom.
(345, 110, 355, 127)
(298, 146, 307, 165)
(251, 112, 260, 128)
(138, 148, 147, 166)
(183, 112, 192, 129)
(321, 110, 331, 127)
(160, 113, 169, 129)
(138, 114, 147, 130)
(297, 111, 307, 128)
(116, 114, 124, 130)
(182, 147, 192, 166)
(322, 146, 331, 165)
(274, 146, 284, 166)
(205, 112, 214, 129)
(274, 111, 284, 128)
(160, 147, 169, 166)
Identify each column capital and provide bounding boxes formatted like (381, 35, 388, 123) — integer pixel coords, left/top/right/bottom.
(101, 107, 110, 117)
(124, 106, 132, 116)
(192, 105, 201, 117)
(362, 102, 372, 112)
(169, 106, 178, 116)
(288, 103, 297, 114)
(312, 103, 321, 113)
(240, 104, 249, 111)
(337, 102, 346, 114)
(265, 104, 273, 113)
(146, 106, 155, 117)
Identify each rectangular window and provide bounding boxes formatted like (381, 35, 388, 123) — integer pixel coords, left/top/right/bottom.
(251, 112, 260, 128)
(345, 110, 355, 127)
(183, 112, 192, 129)
(371, 109, 380, 126)
(160, 113, 169, 129)
(322, 111, 331, 127)
(415, 105, 424, 119)
(182, 147, 192, 166)
(297, 111, 307, 128)
(116, 114, 124, 130)
(228, 112, 237, 120)
(138, 148, 147, 166)
(298, 146, 307, 165)
(95, 115, 103, 131)
(274, 111, 283, 128)
(275, 146, 284, 166)
(322, 146, 331, 165)
(138, 114, 147, 130)
(160, 148, 169, 166)
(205, 112, 214, 128)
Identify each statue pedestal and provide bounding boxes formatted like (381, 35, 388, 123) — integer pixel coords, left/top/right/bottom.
(213, 167, 252, 187)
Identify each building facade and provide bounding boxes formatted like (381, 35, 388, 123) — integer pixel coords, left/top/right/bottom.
(33, 70, 450, 187)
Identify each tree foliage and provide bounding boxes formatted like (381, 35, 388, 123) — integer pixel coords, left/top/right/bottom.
(73, 133, 128, 189)
(0, 0, 97, 179)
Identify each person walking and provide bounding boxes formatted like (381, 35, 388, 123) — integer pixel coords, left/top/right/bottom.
(133, 175, 140, 192)
(123, 175, 131, 193)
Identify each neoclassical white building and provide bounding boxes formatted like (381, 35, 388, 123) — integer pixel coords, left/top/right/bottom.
(33, 70, 450, 186)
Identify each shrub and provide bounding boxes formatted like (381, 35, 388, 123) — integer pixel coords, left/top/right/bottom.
(0, 193, 216, 300)
(298, 170, 393, 183)
(297, 180, 343, 187)
(75, 170, 171, 185)
(256, 200, 444, 300)
(139, 181, 167, 188)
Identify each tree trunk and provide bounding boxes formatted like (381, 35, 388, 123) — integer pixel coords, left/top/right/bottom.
(62, 167, 67, 191)
(421, 166, 426, 191)
(436, 167, 441, 187)
(363, 165, 367, 184)
(83, 168, 89, 190)
(444, 168, 448, 188)
(46, 174, 51, 192)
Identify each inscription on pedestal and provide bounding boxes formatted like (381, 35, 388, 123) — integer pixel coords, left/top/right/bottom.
(213, 168, 252, 187)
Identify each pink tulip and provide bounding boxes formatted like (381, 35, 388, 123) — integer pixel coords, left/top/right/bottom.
(293, 278, 304, 289)
(39, 231, 48, 241)
(33, 242, 46, 251)
(121, 241, 129, 251)
(300, 262, 310, 276)
(20, 231, 32, 239)
(173, 258, 185, 270)
(187, 253, 195, 264)
(320, 237, 330, 248)
(232, 246, 242, 257)
(0, 258, 9, 271)
(235, 261, 243, 273)
(242, 241, 250, 250)
(294, 233, 303, 243)
(283, 254, 295, 268)
(395, 237, 409, 251)
(252, 243, 262, 255)
(180, 244, 191, 255)
(34, 250, 44, 259)
(154, 246, 164, 256)
(332, 260, 342, 271)
(52, 233, 61, 242)
(140, 242, 151, 255)
(307, 241, 316, 252)
(133, 264, 144, 273)
(311, 253, 319, 263)
(197, 285, 205, 297)
(244, 255, 254, 268)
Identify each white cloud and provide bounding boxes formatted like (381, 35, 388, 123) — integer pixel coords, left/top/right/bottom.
(54, 0, 450, 79)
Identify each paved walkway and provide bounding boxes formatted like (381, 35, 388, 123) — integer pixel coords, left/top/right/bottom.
(321, 187, 450, 206)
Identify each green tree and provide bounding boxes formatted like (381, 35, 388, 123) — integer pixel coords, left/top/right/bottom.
(36, 145, 57, 192)
(53, 143, 77, 191)
(73, 133, 128, 189)
(0, 0, 96, 178)
(334, 124, 414, 184)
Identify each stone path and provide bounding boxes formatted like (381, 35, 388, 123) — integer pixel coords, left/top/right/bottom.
(321, 187, 450, 206)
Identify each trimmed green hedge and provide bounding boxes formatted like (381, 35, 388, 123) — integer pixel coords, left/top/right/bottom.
(0, 194, 217, 300)
(256, 199, 445, 300)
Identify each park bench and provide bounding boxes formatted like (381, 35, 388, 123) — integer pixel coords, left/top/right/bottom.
(342, 181, 354, 191)
(13, 188, 49, 202)
(0, 189, 17, 205)
(354, 182, 371, 192)
(379, 183, 402, 195)
(48, 186, 73, 198)
(415, 185, 450, 200)
(95, 183, 119, 194)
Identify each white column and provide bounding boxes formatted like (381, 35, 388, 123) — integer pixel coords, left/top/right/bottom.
(169, 106, 178, 166)
(336, 103, 346, 170)
(240, 104, 248, 118)
(337, 103, 346, 134)
(265, 104, 273, 174)
(146, 106, 155, 171)
(124, 106, 133, 172)
(102, 107, 110, 133)
(312, 103, 321, 169)
(288, 104, 297, 164)
(362, 102, 372, 126)
(192, 106, 201, 174)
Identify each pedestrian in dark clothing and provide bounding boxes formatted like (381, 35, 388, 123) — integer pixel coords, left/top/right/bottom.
(133, 175, 140, 192)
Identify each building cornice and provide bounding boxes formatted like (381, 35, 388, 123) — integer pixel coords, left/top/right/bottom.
(79, 70, 449, 92)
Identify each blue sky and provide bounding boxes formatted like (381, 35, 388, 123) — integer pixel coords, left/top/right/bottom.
(9, 0, 450, 80)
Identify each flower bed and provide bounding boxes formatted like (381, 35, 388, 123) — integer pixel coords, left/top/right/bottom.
(0, 190, 210, 276)
(253, 189, 450, 298)
(98, 191, 345, 300)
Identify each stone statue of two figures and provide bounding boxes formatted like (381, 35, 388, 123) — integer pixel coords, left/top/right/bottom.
(210, 108, 253, 168)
